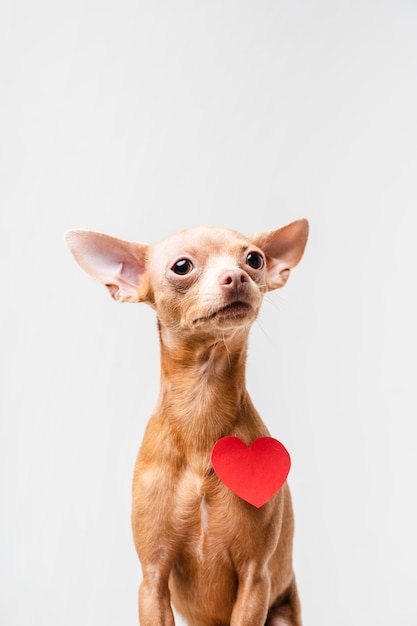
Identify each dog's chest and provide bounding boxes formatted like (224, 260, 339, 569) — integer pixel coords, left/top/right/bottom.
(173, 469, 238, 562)
(196, 496, 209, 561)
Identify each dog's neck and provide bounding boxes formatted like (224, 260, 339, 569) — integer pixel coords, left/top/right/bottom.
(156, 323, 254, 452)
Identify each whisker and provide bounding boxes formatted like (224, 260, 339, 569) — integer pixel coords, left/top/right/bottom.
(263, 294, 285, 313)
(254, 317, 272, 343)
(221, 331, 232, 367)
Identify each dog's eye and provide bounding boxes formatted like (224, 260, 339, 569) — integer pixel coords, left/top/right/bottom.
(171, 259, 193, 275)
(246, 252, 264, 270)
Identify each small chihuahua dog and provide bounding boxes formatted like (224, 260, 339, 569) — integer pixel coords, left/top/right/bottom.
(66, 219, 308, 626)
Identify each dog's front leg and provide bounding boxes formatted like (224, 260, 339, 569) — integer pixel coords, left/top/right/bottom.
(139, 565, 174, 626)
(230, 566, 270, 626)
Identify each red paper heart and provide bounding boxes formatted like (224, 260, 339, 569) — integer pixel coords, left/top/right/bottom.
(211, 436, 291, 508)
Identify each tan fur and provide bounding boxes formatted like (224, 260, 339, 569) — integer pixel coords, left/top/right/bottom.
(65, 221, 309, 626)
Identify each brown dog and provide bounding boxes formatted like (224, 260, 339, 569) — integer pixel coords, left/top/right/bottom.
(66, 220, 308, 626)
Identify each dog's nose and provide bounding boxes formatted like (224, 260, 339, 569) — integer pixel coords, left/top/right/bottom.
(219, 269, 249, 288)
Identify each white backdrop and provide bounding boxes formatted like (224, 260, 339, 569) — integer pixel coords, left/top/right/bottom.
(1, 2, 416, 625)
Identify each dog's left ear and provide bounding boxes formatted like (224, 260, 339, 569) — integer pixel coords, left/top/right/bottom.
(250, 219, 309, 289)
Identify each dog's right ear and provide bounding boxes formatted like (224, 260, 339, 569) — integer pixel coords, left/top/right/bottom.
(65, 230, 150, 302)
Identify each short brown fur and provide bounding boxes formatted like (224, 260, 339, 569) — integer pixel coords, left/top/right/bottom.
(65, 221, 309, 626)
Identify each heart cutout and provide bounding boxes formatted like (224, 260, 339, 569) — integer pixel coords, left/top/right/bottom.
(211, 436, 291, 508)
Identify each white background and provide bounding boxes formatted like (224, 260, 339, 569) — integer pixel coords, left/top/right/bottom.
(1, 1, 416, 625)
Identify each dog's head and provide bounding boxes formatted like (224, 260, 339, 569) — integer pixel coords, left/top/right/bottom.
(65, 220, 308, 337)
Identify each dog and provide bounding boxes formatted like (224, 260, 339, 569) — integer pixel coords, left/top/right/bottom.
(65, 219, 308, 626)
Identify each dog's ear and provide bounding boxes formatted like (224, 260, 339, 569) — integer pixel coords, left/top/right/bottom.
(65, 230, 149, 302)
(250, 219, 309, 290)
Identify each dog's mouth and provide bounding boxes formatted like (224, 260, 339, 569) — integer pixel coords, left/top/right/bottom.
(193, 301, 254, 325)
